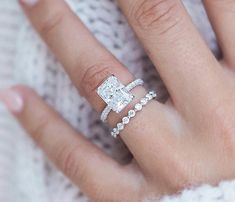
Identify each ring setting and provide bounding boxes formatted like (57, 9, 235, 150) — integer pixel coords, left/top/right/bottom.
(96, 75, 157, 138)
(97, 76, 144, 122)
(97, 75, 135, 113)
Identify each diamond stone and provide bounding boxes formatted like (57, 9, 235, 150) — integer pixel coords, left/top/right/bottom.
(113, 128, 119, 135)
(140, 98, 148, 105)
(149, 91, 157, 98)
(117, 123, 124, 130)
(145, 94, 152, 100)
(128, 110, 136, 118)
(97, 76, 134, 113)
(122, 117, 129, 124)
(135, 103, 142, 111)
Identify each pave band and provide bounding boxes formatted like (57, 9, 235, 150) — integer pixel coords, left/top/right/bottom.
(100, 78, 144, 122)
(111, 91, 157, 138)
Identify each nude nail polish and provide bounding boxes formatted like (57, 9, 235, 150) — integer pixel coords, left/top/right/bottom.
(0, 89, 24, 113)
(20, 0, 39, 6)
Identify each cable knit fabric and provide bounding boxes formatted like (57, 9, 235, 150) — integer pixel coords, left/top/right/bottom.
(0, 0, 235, 201)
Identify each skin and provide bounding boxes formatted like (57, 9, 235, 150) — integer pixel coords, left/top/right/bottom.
(2, 0, 235, 201)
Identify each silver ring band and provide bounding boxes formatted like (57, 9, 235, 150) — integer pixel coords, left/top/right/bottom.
(111, 91, 157, 138)
(100, 79, 144, 122)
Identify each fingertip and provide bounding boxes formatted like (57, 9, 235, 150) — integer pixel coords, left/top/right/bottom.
(19, 0, 39, 7)
(0, 88, 24, 113)
(0, 85, 37, 114)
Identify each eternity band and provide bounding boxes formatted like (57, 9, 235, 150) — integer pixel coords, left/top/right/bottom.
(111, 91, 157, 138)
(100, 78, 144, 122)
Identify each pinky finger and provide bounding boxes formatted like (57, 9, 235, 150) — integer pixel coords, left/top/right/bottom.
(0, 86, 142, 201)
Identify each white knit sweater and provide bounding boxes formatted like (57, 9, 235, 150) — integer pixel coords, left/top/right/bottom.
(1, 0, 235, 202)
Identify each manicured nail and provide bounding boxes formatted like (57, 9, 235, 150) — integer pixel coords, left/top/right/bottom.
(0, 89, 24, 113)
(20, 0, 39, 6)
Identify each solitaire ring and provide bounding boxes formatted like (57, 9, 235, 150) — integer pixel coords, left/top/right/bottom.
(96, 76, 144, 122)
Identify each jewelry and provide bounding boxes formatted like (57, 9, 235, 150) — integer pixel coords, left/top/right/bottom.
(111, 91, 157, 138)
(100, 78, 144, 122)
(97, 76, 144, 122)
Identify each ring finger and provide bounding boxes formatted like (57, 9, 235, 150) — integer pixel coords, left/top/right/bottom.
(20, 0, 135, 114)
(19, 0, 176, 174)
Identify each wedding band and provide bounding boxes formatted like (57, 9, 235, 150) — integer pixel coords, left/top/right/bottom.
(96, 75, 144, 122)
(111, 91, 157, 138)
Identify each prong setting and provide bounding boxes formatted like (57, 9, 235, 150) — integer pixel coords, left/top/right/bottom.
(97, 76, 134, 113)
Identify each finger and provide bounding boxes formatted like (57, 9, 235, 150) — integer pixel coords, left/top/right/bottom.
(117, 0, 223, 117)
(18, 0, 181, 174)
(0, 86, 142, 201)
(19, 0, 174, 151)
(18, 0, 137, 115)
(19, 0, 162, 129)
(203, 0, 235, 68)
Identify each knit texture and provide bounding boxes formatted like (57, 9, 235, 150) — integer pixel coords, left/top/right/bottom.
(0, 0, 234, 201)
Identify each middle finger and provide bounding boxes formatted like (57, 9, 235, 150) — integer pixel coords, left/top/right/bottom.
(117, 0, 224, 119)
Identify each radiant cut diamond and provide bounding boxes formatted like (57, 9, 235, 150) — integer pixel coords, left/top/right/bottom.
(97, 76, 134, 113)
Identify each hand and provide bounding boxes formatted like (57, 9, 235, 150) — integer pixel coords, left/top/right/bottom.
(1, 0, 235, 201)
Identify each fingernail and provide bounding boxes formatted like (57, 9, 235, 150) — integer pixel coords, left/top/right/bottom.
(0, 89, 24, 113)
(20, 0, 39, 6)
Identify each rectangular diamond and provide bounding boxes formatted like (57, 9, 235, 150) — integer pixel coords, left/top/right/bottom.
(97, 76, 134, 113)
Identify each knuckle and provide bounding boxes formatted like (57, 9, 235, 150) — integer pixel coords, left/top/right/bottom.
(57, 146, 107, 201)
(79, 63, 112, 98)
(57, 144, 84, 180)
(88, 186, 107, 202)
(29, 118, 51, 144)
(130, 0, 182, 34)
(38, 10, 65, 37)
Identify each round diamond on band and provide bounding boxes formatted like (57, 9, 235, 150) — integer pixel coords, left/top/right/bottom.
(111, 91, 157, 138)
